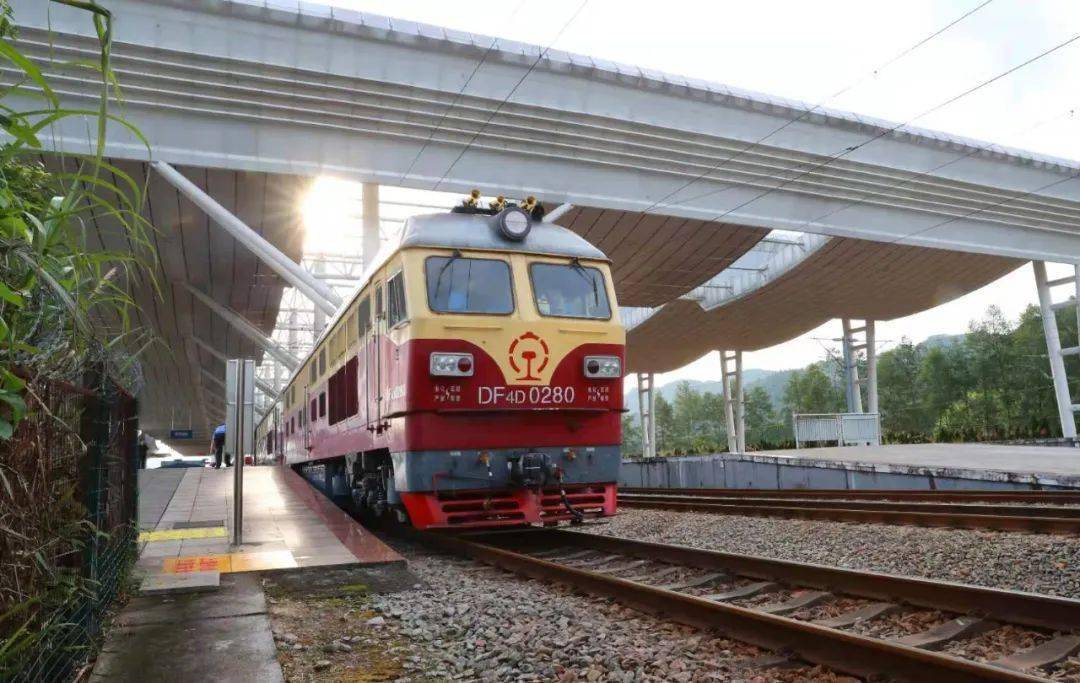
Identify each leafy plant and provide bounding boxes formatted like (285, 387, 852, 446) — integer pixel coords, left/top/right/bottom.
(1, 0, 155, 678)
(0, 0, 153, 438)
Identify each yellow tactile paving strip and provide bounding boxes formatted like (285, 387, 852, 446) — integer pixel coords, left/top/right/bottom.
(162, 550, 297, 574)
(139, 527, 227, 543)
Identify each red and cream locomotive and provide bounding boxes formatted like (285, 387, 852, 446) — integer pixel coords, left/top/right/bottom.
(257, 196, 623, 529)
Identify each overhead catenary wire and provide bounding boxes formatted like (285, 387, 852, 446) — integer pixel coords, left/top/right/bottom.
(635, 0, 997, 217)
(432, 0, 591, 192)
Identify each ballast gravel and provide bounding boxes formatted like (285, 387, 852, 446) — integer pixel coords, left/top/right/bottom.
(367, 547, 854, 682)
(583, 509, 1080, 598)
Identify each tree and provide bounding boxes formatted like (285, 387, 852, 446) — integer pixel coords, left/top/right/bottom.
(877, 339, 928, 434)
(744, 385, 784, 447)
(654, 392, 675, 454)
(782, 361, 845, 416)
(620, 413, 642, 458)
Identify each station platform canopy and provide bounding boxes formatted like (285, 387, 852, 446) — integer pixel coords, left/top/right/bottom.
(13, 0, 1080, 448)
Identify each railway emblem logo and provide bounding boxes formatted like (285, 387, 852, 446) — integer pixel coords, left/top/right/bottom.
(508, 331, 549, 381)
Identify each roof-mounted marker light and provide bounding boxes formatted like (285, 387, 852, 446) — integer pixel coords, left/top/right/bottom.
(497, 206, 532, 241)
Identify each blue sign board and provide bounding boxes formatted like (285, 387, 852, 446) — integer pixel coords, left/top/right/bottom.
(169, 429, 194, 440)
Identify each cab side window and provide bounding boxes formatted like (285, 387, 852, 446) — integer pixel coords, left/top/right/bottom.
(387, 272, 407, 327)
(358, 296, 371, 338)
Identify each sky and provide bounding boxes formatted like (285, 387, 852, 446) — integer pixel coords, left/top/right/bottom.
(299, 0, 1080, 384)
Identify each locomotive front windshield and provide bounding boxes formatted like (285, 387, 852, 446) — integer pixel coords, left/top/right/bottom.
(426, 255, 514, 314)
(530, 262, 611, 319)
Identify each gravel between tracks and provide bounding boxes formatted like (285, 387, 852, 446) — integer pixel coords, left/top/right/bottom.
(582, 509, 1080, 598)
(366, 546, 855, 682)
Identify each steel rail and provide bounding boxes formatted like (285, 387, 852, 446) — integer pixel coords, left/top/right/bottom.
(620, 492, 1080, 518)
(416, 529, 1059, 682)
(617, 495, 1080, 534)
(621, 486, 1080, 504)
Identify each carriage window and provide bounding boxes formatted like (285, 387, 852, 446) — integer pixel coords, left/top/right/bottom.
(425, 256, 513, 314)
(358, 296, 371, 336)
(529, 262, 611, 320)
(387, 273, 408, 327)
(318, 348, 326, 376)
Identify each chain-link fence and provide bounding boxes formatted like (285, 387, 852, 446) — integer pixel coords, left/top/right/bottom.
(1, 369, 139, 682)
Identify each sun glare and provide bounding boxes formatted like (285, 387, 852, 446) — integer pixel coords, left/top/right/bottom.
(301, 176, 364, 254)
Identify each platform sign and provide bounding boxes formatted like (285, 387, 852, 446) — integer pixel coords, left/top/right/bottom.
(226, 359, 255, 546)
(169, 429, 194, 440)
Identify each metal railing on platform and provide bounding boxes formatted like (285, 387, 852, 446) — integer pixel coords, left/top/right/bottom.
(793, 412, 881, 448)
(1, 370, 139, 682)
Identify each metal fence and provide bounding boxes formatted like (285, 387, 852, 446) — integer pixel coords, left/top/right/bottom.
(1, 371, 139, 682)
(793, 412, 881, 447)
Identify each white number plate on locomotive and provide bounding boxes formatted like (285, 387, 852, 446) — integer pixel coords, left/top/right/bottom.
(477, 386, 578, 405)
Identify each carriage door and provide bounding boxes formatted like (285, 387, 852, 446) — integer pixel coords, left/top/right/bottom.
(368, 283, 383, 430)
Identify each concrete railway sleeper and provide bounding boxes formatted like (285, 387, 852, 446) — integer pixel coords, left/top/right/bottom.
(617, 493, 1080, 534)
(408, 528, 1080, 682)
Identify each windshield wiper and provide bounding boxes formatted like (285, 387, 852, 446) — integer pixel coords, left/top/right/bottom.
(433, 250, 463, 301)
(569, 258, 600, 307)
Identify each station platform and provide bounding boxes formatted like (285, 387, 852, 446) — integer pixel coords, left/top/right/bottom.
(136, 465, 402, 579)
(762, 443, 1080, 483)
(621, 442, 1080, 490)
(90, 465, 405, 681)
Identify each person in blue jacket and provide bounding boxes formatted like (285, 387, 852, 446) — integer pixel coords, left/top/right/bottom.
(210, 424, 231, 468)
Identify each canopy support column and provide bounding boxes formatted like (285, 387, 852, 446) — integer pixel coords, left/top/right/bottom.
(841, 319, 864, 414)
(154, 161, 341, 316)
(865, 321, 878, 415)
(720, 350, 744, 454)
(1033, 261, 1078, 441)
(636, 372, 656, 459)
(183, 282, 300, 370)
(191, 335, 279, 396)
(362, 183, 381, 270)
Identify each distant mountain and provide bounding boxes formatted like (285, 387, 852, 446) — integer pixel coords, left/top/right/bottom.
(921, 333, 965, 350)
(624, 368, 795, 414)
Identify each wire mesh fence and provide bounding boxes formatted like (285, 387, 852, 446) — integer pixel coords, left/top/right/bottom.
(1, 368, 139, 682)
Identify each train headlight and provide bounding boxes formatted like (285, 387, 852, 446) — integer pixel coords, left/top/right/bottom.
(497, 207, 531, 241)
(583, 355, 621, 379)
(430, 352, 474, 377)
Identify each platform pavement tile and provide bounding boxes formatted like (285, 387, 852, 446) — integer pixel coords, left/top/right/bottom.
(139, 541, 183, 558)
(135, 555, 165, 573)
(139, 570, 220, 595)
(295, 554, 359, 568)
(233, 543, 292, 555)
(179, 540, 232, 555)
(289, 546, 354, 561)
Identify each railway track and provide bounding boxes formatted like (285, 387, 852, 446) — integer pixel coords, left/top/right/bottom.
(622, 486, 1080, 504)
(618, 488, 1080, 534)
(416, 528, 1080, 682)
